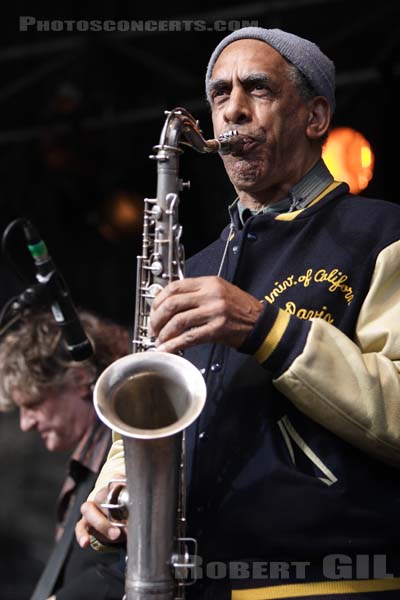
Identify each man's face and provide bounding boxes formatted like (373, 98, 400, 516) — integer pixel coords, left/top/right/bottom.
(209, 39, 315, 202)
(13, 384, 95, 452)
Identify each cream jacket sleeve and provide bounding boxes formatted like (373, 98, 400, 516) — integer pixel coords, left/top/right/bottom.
(275, 240, 400, 466)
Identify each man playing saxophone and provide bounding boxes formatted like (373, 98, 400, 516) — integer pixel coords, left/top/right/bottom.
(76, 27, 400, 600)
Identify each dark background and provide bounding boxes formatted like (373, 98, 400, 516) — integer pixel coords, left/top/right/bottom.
(0, 1, 399, 597)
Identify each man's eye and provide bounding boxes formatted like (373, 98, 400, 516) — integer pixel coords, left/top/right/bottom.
(252, 83, 267, 91)
(25, 400, 41, 410)
(213, 89, 227, 98)
(211, 90, 229, 105)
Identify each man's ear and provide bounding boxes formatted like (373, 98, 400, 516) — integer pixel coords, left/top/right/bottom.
(306, 96, 331, 140)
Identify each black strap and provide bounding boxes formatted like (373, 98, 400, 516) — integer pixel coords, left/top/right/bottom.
(30, 471, 97, 600)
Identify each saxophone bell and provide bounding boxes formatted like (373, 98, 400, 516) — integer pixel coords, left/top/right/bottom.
(94, 352, 205, 441)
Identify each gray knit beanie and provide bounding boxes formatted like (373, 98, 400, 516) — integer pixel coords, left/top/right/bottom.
(205, 27, 335, 113)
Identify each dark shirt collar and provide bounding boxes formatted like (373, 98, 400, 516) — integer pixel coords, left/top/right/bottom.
(70, 418, 110, 475)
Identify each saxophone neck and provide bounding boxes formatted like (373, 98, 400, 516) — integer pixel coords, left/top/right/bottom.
(159, 107, 243, 155)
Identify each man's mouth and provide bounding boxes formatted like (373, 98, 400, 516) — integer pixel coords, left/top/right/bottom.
(227, 133, 264, 156)
(240, 136, 258, 153)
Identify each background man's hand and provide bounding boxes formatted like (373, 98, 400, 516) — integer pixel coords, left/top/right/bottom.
(75, 478, 126, 548)
(150, 276, 263, 354)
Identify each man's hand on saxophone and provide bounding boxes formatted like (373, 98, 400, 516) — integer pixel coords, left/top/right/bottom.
(150, 275, 263, 354)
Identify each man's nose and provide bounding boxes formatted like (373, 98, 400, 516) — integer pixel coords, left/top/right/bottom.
(19, 408, 37, 432)
(223, 86, 251, 125)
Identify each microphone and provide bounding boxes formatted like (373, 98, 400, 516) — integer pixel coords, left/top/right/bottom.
(22, 220, 93, 361)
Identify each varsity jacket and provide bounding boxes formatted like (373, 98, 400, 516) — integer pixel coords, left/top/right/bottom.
(92, 181, 400, 598)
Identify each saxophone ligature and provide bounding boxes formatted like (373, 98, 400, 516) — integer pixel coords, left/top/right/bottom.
(93, 107, 242, 600)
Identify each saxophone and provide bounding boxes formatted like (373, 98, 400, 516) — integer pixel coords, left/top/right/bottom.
(93, 107, 242, 600)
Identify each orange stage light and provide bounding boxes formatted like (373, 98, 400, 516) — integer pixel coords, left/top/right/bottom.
(322, 127, 374, 194)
